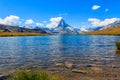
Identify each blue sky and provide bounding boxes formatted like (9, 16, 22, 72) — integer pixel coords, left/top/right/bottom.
(0, 0, 120, 28)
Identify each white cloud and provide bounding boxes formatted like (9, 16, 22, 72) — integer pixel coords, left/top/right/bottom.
(25, 19, 34, 25)
(88, 18, 120, 27)
(80, 26, 88, 32)
(18, 21, 22, 24)
(36, 23, 44, 27)
(46, 17, 62, 28)
(43, 21, 47, 23)
(0, 15, 20, 25)
(105, 8, 108, 12)
(24, 26, 33, 29)
(92, 5, 101, 10)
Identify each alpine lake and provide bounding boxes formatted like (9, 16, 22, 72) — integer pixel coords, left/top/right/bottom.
(0, 35, 120, 79)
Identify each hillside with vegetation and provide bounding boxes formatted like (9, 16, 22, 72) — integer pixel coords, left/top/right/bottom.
(85, 26, 120, 35)
(0, 24, 48, 36)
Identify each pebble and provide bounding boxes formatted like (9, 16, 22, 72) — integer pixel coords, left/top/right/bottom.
(72, 69, 87, 74)
(64, 61, 74, 69)
(55, 63, 63, 67)
(111, 65, 117, 68)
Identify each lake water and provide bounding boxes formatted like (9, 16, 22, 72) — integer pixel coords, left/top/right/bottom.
(0, 35, 120, 70)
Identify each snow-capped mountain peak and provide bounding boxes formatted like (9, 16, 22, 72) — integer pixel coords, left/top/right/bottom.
(56, 19, 69, 28)
(50, 19, 79, 34)
(35, 19, 84, 34)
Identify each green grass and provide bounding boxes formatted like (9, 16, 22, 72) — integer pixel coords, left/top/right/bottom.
(6, 70, 59, 80)
(116, 42, 120, 49)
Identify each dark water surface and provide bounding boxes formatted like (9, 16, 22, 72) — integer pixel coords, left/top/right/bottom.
(0, 35, 120, 70)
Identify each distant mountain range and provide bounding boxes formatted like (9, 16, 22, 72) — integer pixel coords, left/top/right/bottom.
(40, 19, 120, 35)
(89, 20, 120, 31)
(86, 25, 120, 35)
(0, 24, 46, 33)
(0, 18, 120, 35)
(85, 20, 120, 35)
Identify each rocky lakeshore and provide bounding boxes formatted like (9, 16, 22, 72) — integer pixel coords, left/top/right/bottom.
(1, 60, 120, 80)
(46, 61, 120, 80)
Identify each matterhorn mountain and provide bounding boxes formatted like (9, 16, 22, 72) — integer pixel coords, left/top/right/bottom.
(50, 19, 79, 34)
(34, 19, 90, 34)
(39, 19, 82, 34)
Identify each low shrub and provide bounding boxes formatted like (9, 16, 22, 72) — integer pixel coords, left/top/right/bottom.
(116, 42, 120, 49)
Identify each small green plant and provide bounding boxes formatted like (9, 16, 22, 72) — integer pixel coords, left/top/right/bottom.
(6, 70, 59, 80)
(116, 42, 120, 49)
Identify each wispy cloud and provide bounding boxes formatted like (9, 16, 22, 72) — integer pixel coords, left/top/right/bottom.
(105, 8, 108, 12)
(43, 21, 47, 23)
(36, 22, 44, 27)
(58, 13, 68, 16)
(92, 5, 101, 10)
(25, 19, 34, 25)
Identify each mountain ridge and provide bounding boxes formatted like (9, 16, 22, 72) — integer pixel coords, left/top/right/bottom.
(0, 24, 46, 33)
(85, 25, 120, 35)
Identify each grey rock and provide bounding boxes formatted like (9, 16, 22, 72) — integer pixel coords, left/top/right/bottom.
(0, 75, 10, 80)
(72, 69, 87, 74)
(55, 63, 63, 67)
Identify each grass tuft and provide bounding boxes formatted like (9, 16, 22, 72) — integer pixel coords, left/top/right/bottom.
(6, 70, 59, 80)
